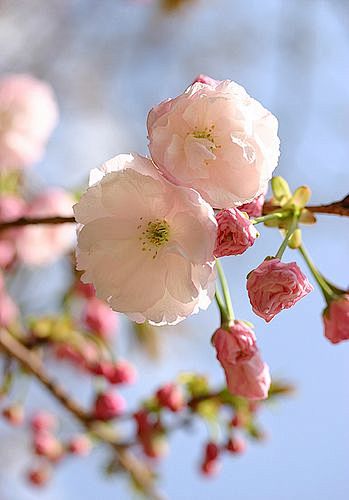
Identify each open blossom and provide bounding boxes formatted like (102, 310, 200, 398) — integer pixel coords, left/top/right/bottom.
(147, 78, 279, 208)
(214, 208, 258, 257)
(247, 258, 313, 322)
(0, 74, 58, 169)
(16, 189, 75, 266)
(212, 322, 270, 400)
(323, 294, 349, 344)
(0, 195, 26, 268)
(74, 153, 217, 325)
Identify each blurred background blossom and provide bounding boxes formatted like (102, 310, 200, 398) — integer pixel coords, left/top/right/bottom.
(0, 0, 348, 498)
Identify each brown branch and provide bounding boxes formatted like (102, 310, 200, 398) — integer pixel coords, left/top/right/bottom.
(263, 194, 349, 217)
(0, 195, 348, 232)
(0, 329, 163, 500)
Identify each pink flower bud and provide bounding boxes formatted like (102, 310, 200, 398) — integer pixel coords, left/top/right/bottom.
(201, 459, 220, 476)
(134, 409, 152, 436)
(83, 297, 117, 339)
(156, 383, 185, 412)
(31, 411, 57, 433)
(93, 391, 126, 420)
(204, 442, 220, 461)
(323, 294, 349, 344)
(226, 436, 246, 454)
(212, 322, 270, 400)
(2, 404, 24, 426)
(68, 434, 91, 456)
(247, 258, 313, 322)
(239, 193, 265, 218)
(105, 360, 137, 385)
(214, 208, 258, 258)
(33, 432, 63, 462)
(27, 465, 51, 487)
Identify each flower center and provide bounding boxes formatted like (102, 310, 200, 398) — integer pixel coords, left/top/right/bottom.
(192, 125, 216, 145)
(138, 218, 170, 259)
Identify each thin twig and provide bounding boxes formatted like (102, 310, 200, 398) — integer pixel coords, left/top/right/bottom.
(263, 194, 349, 217)
(0, 329, 163, 500)
(0, 195, 348, 232)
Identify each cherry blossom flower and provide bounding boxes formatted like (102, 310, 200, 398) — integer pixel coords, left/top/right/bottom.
(214, 207, 258, 257)
(16, 188, 75, 266)
(74, 153, 217, 325)
(148, 78, 279, 208)
(323, 294, 349, 344)
(247, 258, 313, 322)
(0, 195, 26, 268)
(0, 74, 58, 169)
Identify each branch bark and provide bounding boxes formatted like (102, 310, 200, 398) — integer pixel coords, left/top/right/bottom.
(263, 194, 349, 217)
(0, 194, 348, 232)
(0, 329, 163, 500)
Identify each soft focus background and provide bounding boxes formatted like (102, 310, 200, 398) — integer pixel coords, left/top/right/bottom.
(1, 0, 349, 498)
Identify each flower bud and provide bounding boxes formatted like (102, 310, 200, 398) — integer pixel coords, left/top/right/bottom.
(93, 391, 126, 420)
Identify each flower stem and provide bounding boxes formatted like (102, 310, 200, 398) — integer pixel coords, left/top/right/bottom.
(215, 259, 235, 323)
(275, 212, 298, 260)
(214, 289, 230, 326)
(298, 244, 337, 304)
(252, 211, 288, 225)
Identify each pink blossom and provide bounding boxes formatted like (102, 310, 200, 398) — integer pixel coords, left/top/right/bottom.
(156, 383, 184, 412)
(323, 294, 349, 344)
(212, 322, 270, 400)
(83, 297, 117, 338)
(239, 193, 265, 218)
(247, 258, 313, 322)
(93, 391, 126, 420)
(74, 153, 217, 325)
(16, 188, 75, 266)
(214, 208, 258, 258)
(0, 195, 26, 268)
(0, 74, 58, 169)
(68, 435, 91, 456)
(31, 411, 57, 433)
(148, 78, 279, 208)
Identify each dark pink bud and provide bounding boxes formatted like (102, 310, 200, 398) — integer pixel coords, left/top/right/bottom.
(31, 411, 57, 433)
(105, 360, 137, 385)
(204, 442, 220, 461)
(226, 436, 246, 454)
(156, 383, 184, 412)
(68, 434, 91, 456)
(93, 391, 126, 420)
(2, 404, 24, 426)
(27, 465, 51, 487)
(33, 431, 64, 462)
